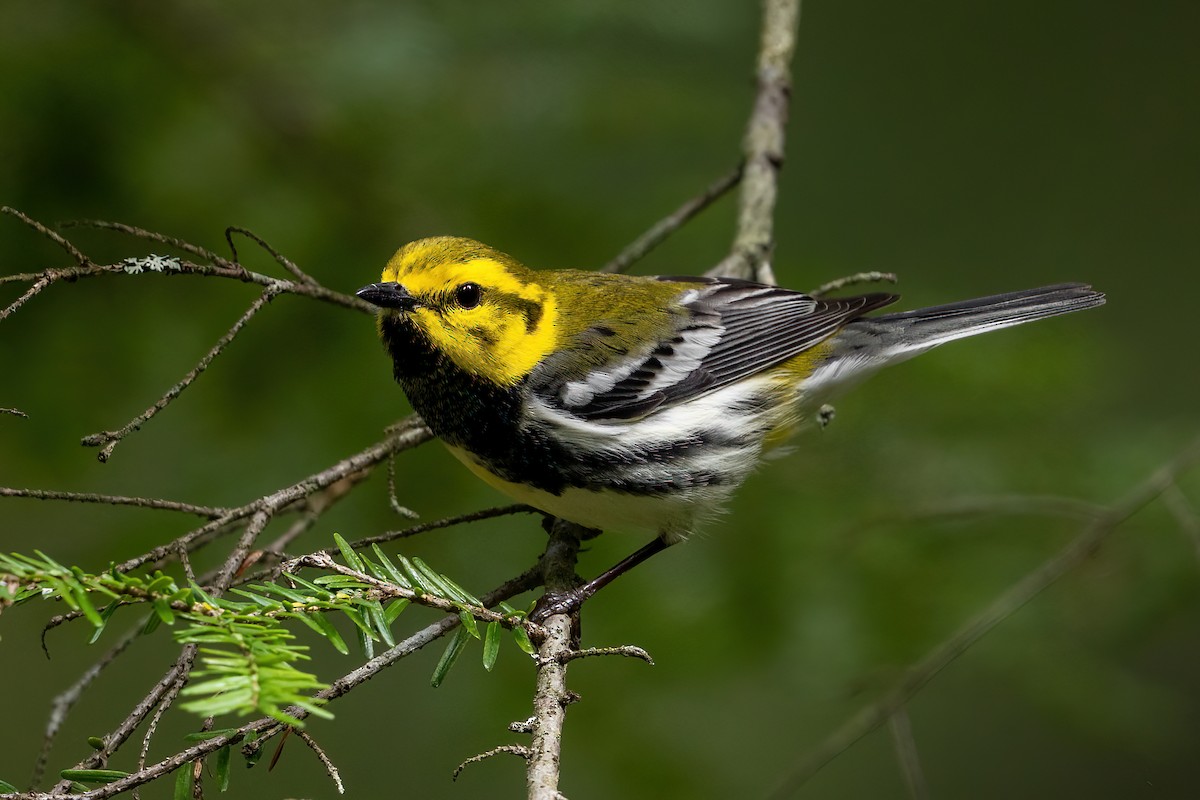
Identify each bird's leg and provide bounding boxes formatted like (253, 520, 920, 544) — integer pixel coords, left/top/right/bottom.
(531, 536, 672, 622)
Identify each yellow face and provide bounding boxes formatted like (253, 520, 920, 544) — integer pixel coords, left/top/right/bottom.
(378, 237, 560, 386)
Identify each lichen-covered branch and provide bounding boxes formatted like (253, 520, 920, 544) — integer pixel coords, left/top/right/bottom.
(525, 521, 584, 800)
(708, 0, 801, 283)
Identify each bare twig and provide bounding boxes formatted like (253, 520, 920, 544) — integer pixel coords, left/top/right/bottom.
(81, 286, 282, 462)
(338, 504, 537, 551)
(3, 213, 371, 315)
(767, 436, 1200, 797)
(601, 165, 743, 274)
(1, 275, 55, 322)
(559, 645, 654, 666)
(453, 746, 532, 781)
(294, 730, 345, 794)
(113, 419, 432, 574)
(63, 218, 227, 266)
(261, 473, 366, 558)
(386, 455, 420, 519)
(32, 623, 144, 788)
(887, 707, 929, 800)
(136, 671, 189, 793)
(809, 270, 899, 298)
(707, 0, 801, 283)
(50, 646, 202, 794)
(3, 206, 89, 266)
(1, 407, 29, 417)
(1, 488, 227, 519)
(224, 226, 318, 285)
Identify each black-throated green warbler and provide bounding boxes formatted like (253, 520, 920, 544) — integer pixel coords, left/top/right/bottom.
(357, 237, 1104, 613)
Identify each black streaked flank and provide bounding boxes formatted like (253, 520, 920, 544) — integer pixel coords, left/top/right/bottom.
(379, 312, 746, 497)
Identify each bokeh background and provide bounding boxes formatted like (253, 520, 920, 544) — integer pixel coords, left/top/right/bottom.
(2, 2, 1198, 798)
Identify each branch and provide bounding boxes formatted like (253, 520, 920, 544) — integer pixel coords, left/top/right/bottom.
(113, 417, 432, 574)
(600, 165, 743, 274)
(22, 567, 541, 800)
(293, 730, 344, 795)
(808, 270, 899, 298)
(48, 511, 279, 792)
(767, 435, 1200, 797)
(284, 551, 546, 634)
(1, 206, 89, 266)
(707, 0, 801, 282)
(525, 520, 585, 800)
(241, 565, 542, 758)
(0, 489, 227, 519)
(81, 286, 281, 462)
(31, 623, 143, 789)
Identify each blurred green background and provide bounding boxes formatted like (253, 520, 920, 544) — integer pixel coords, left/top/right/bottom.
(2, 1, 1198, 798)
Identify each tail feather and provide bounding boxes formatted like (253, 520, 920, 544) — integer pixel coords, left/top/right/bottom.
(865, 282, 1105, 352)
(804, 283, 1105, 394)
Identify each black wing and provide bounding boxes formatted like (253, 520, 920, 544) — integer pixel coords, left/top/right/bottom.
(542, 277, 899, 421)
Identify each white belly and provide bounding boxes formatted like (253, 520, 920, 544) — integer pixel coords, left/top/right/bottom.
(444, 444, 708, 542)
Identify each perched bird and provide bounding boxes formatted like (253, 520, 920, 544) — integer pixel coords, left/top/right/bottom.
(358, 237, 1104, 615)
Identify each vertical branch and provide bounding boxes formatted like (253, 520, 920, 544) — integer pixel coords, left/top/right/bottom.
(526, 521, 584, 800)
(709, 0, 802, 283)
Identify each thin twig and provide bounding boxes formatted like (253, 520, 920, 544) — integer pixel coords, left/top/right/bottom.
(386, 455, 419, 519)
(0, 488, 227, 519)
(136, 674, 188, 793)
(62, 218, 227, 267)
(81, 286, 281, 462)
(270, 473, 365, 551)
(559, 645, 655, 666)
(453, 746, 532, 781)
(707, 0, 801, 283)
(294, 730, 345, 795)
(114, 420, 432, 574)
(1, 274, 54, 322)
(4, 212, 371, 313)
(3, 206, 89, 266)
(809, 270, 899, 298)
(887, 707, 929, 800)
(601, 165, 743, 274)
(338, 504, 537, 551)
(767, 436, 1200, 797)
(242, 565, 542, 760)
(31, 623, 144, 788)
(286, 552, 545, 634)
(224, 226, 318, 286)
(50, 646, 201, 794)
(1, 407, 29, 417)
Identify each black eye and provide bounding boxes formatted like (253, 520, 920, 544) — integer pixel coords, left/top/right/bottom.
(454, 283, 482, 309)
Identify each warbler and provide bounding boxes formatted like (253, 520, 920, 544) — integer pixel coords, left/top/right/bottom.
(357, 237, 1104, 613)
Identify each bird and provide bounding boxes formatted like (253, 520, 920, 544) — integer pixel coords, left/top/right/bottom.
(357, 236, 1104, 617)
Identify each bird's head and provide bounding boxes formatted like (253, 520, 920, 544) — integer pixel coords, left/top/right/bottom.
(357, 237, 559, 386)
